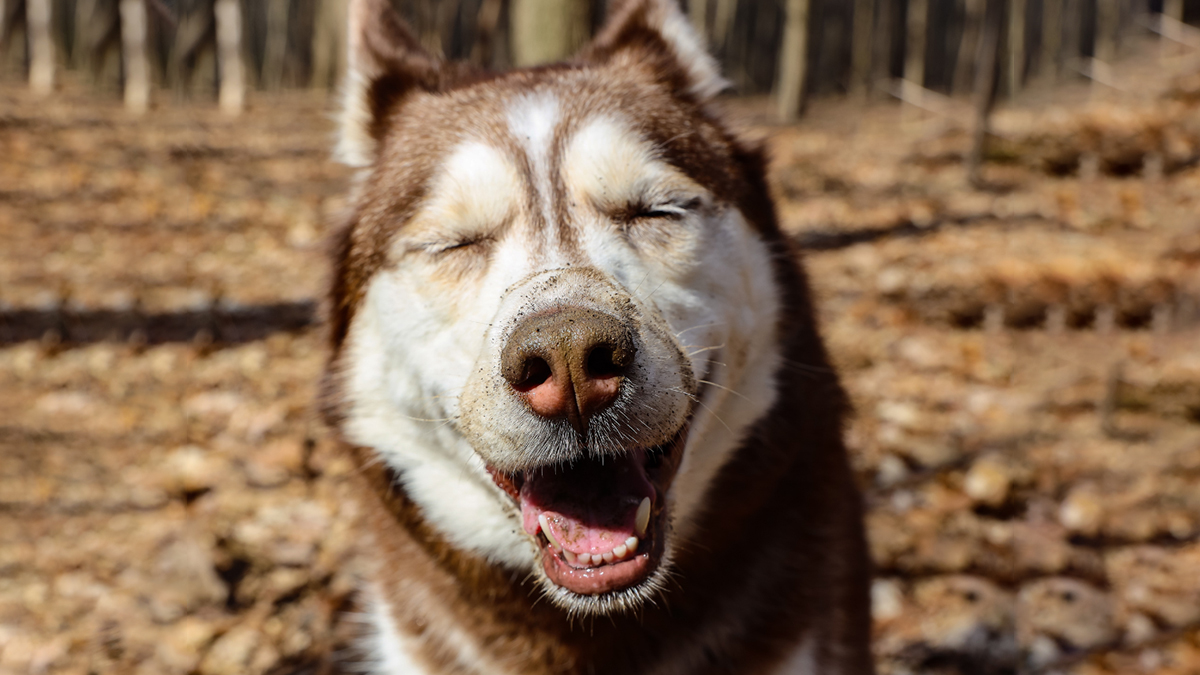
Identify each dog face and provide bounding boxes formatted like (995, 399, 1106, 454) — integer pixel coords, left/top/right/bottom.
(326, 0, 783, 616)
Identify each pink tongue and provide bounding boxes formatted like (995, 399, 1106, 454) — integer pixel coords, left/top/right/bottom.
(520, 451, 654, 557)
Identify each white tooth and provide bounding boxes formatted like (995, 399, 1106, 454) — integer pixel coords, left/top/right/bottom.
(635, 497, 651, 536)
(613, 544, 628, 559)
(538, 514, 562, 552)
(625, 536, 639, 554)
(591, 553, 603, 566)
(602, 551, 614, 563)
(563, 551, 576, 563)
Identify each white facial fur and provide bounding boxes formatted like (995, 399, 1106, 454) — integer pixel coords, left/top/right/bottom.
(338, 100, 781, 587)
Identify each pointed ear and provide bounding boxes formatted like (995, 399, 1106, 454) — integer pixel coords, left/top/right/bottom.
(578, 0, 727, 102)
(337, 0, 442, 167)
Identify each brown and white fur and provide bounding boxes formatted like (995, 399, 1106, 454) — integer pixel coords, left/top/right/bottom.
(321, 0, 873, 673)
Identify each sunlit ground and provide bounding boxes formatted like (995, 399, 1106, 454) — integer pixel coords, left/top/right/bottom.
(2, 52, 1200, 673)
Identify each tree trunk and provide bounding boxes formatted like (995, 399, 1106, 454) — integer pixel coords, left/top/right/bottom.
(1006, 0, 1024, 94)
(471, 0, 504, 67)
(120, 0, 149, 111)
(263, 0, 288, 89)
(28, 0, 55, 94)
(955, 0, 985, 93)
(510, 0, 591, 67)
(713, 0, 736, 45)
(874, 0, 894, 87)
(1095, 0, 1118, 64)
(311, 0, 346, 90)
(1, 9, 25, 80)
(851, 0, 874, 97)
(689, 0, 707, 39)
(905, 0, 928, 88)
(1063, 0, 1080, 69)
(171, 1, 215, 95)
(968, 0, 1002, 186)
(411, 0, 439, 54)
(776, 0, 810, 121)
(1163, 0, 1184, 57)
(1164, 0, 1184, 24)
(1040, 0, 1061, 79)
(215, 0, 243, 114)
(72, 0, 95, 69)
(434, 0, 461, 58)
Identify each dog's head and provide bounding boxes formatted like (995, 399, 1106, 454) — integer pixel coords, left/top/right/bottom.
(326, 0, 785, 616)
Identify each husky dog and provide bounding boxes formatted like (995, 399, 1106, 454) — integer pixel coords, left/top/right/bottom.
(321, 0, 873, 672)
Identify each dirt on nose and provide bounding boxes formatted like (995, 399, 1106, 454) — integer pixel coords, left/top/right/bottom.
(500, 306, 636, 433)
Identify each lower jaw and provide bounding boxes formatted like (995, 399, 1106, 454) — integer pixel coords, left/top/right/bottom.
(539, 534, 659, 595)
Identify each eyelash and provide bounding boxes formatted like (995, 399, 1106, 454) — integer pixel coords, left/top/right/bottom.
(427, 236, 491, 255)
(627, 197, 700, 222)
(635, 207, 685, 220)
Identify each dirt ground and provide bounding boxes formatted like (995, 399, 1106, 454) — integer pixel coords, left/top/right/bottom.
(2, 52, 1200, 675)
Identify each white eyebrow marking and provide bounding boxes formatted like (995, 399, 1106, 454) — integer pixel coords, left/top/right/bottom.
(432, 142, 521, 224)
(505, 93, 560, 239)
(397, 141, 521, 253)
(506, 93, 559, 158)
(562, 116, 703, 212)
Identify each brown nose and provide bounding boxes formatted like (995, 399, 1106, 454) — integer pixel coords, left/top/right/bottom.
(500, 307, 636, 434)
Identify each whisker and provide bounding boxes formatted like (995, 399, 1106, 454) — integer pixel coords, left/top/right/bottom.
(357, 453, 387, 472)
(641, 279, 668, 302)
(698, 378, 750, 402)
(685, 343, 725, 357)
(694, 398, 733, 434)
(778, 356, 835, 376)
(661, 386, 700, 403)
(674, 321, 725, 338)
(630, 270, 652, 296)
(411, 389, 465, 401)
(396, 414, 455, 423)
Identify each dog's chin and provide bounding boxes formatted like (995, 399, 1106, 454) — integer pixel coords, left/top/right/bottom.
(533, 540, 677, 618)
(486, 423, 690, 617)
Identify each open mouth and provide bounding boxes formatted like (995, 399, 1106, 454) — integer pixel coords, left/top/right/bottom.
(488, 425, 689, 596)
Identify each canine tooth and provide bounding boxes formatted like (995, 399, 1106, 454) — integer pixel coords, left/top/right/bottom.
(538, 514, 562, 552)
(591, 553, 604, 566)
(602, 551, 615, 563)
(625, 536, 639, 554)
(613, 544, 628, 558)
(635, 497, 651, 536)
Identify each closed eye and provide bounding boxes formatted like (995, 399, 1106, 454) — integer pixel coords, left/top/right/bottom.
(626, 197, 702, 222)
(636, 207, 686, 220)
(425, 236, 492, 255)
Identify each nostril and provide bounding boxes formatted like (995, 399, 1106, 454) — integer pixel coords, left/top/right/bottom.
(514, 357, 552, 392)
(585, 345, 624, 379)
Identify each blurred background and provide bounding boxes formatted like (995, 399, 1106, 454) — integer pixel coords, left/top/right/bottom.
(2, 1, 1200, 674)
